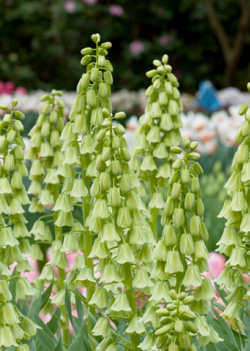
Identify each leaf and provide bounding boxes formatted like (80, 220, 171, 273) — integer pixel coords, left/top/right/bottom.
(53, 337, 63, 351)
(67, 321, 86, 351)
(33, 314, 57, 351)
(75, 290, 84, 327)
(65, 285, 80, 334)
(47, 307, 61, 334)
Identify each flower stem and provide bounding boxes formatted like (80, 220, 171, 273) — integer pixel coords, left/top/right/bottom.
(150, 170, 158, 240)
(124, 263, 140, 351)
(82, 175, 95, 351)
(53, 186, 70, 349)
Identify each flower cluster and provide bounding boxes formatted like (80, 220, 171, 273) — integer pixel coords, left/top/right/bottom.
(0, 100, 38, 349)
(216, 85, 250, 321)
(131, 55, 183, 239)
(146, 139, 222, 350)
(87, 110, 155, 350)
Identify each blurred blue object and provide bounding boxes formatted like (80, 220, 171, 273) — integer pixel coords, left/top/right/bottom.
(196, 80, 222, 111)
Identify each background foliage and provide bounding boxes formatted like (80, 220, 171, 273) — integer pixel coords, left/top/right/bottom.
(1, 0, 250, 93)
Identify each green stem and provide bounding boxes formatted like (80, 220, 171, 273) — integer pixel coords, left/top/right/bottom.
(53, 186, 70, 349)
(124, 263, 140, 351)
(150, 170, 158, 240)
(82, 175, 95, 351)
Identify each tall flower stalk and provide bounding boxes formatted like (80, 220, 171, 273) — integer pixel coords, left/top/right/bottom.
(88, 109, 155, 351)
(144, 139, 222, 350)
(25, 90, 70, 345)
(131, 55, 183, 240)
(215, 83, 250, 321)
(0, 100, 38, 349)
(52, 34, 116, 347)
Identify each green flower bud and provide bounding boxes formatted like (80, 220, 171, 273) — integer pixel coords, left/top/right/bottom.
(100, 172, 112, 191)
(114, 111, 126, 120)
(230, 191, 247, 211)
(100, 222, 120, 242)
(196, 198, 204, 216)
(4, 154, 15, 172)
(165, 250, 184, 273)
(3, 113, 11, 122)
(181, 169, 190, 183)
(191, 177, 200, 193)
(146, 69, 157, 78)
(175, 319, 183, 333)
(0, 135, 7, 151)
(184, 193, 195, 210)
(80, 134, 94, 154)
(92, 199, 109, 219)
(169, 345, 179, 351)
(111, 294, 132, 312)
(179, 333, 192, 350)
(159, 91, 168, 105)
(155, 324, 172, 335)
(180, 233, 194, 255)
(115, 123, 126, 135)
(151, 102, 162, 118)
(182, 265, 202, 287)
(174, 208, 185, 227)
(6, 129, 16, 143)
(80, 55, 91, 65)
(49, 110, 58, 123)
(149, 192, 165, 209)
(238, 103, 248, 116)
(236, 144, 249, 164)
(125, 315, 146, 335)
(0, 178, 12, 194)
(90, 67, 99, 82)
(104, 71, 113, 85)
(153, 78, 161, 90)
(117, 207, 131, 228)
(168, 100, 179, 115)
(40, 142, 53, 157)
(190, 216, 200, 236)
(194, 240, 210, 259)
(111, 160, 121, 175)
(171, 182, 181, 198)
(86, 89, 97, 107)
(163, 225, 178, 246)
(120, 174, 131, 193)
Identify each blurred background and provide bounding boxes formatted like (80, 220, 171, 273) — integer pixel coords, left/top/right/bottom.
(1, 0, 250, 251)
(1, 0, 250, 93)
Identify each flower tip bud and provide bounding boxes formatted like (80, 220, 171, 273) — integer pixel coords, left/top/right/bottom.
(162, 54, 169, 63)
(40, 94, 50, 102)
(153, 59, 161, 67)
(114, 111, 126, 120)
(102, 108, 110, 118)
(170, 146, 182, 154)
(101, 41, 112, 49)
(183, 137, 191, 148)
(11, 98, 18, 107)
(146, 69, 157, 78)
(0, 104, 8, 110)
(91, 33, 101, 43)
(247, 82, 250, 92)
(190, 141, 198, 150)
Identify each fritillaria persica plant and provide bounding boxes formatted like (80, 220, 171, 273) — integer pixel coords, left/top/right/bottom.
(0, 33, 250, 351)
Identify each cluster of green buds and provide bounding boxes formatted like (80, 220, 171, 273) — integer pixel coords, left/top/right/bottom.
(131, 55, 183, 239)
(0, 101, 38, 349)
(88, 109, 155, 351)
(49, 34, 119, 344)
(144, 138, 221, 350)
(215, 83, 250, 321)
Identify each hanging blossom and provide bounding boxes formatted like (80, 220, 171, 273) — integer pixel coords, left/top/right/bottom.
(215, 83, 250, 322)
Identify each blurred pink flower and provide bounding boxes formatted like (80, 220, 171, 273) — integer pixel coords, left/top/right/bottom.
(205, 252, 226, 279)
(83, 0, 98, 5)
(109, 4, 123, 16)
(0, 81, 4, 95)
(15, 86, 27, 95)
(5, 81, 15, 94)
(129, 40, 145, 56)
(64, 1, 76, 12)
(159, 35, 171, 46)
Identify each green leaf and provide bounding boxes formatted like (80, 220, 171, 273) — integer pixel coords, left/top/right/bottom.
(67, 321, 86, 351)
(47, 307, 61, 334)
(75, 290, 84, 327)
(53, 337, 63, 351)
